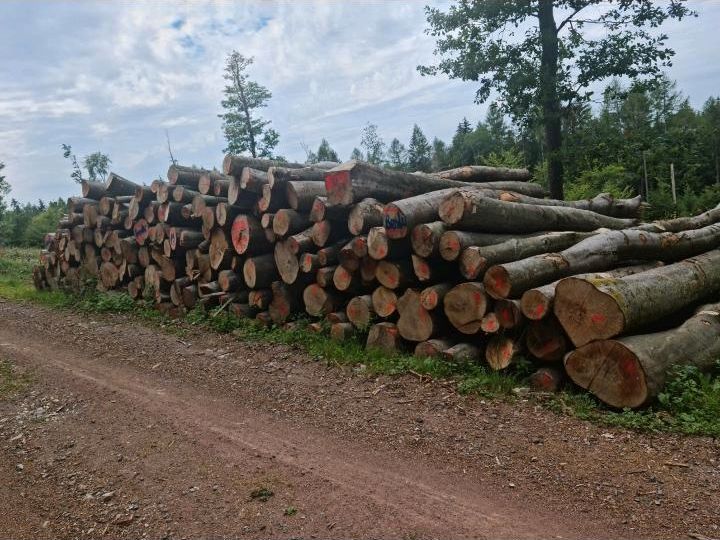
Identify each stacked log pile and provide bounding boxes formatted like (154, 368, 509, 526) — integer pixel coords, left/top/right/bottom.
(34, 157, 720, 409)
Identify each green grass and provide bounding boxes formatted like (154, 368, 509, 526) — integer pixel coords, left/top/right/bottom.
(2, 246, 719, 437)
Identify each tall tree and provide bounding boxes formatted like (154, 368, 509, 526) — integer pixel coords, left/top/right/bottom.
(360, 123, 386, 165)
(350, 147, 364, 161)
(420, 0, 694, 199)
(219, 51, 279, 158)
(387, 138, 407, 170)
(0, 162, 9, 228)
(407, 124, 432, 172)
(61, 145, 111, 183)
(316, 138, 338, 162)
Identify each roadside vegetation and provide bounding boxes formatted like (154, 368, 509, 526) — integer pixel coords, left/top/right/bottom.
(1, 246, 718, 437)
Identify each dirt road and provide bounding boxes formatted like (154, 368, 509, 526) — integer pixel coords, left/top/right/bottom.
(0, 300, 718, 539)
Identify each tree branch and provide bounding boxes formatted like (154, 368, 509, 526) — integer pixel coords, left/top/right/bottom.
(557, 6, 586, 32)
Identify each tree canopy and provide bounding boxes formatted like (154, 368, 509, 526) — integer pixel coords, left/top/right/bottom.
(219, 51, 279, 158)
(419, 0, 694, 198)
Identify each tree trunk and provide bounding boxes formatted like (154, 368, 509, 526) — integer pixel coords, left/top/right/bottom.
(303, 284, 343, 317)
(525, 317, 567, 362)
(268, 165, 331, 188)
(209, 228, 233, 270)
(309, 196, 348, 223)
(286, 181, 326, 212)
(375, 259, 414, 289)
(348, 198, 385, 235)
(239, 167, 269, 193)
(105, 173, 140, 197)
(222, 155, 304, 176)
(439, 231, 517, 262)
(367, 226, 412, 260)
(273, 209, 311, 237)
(366, 322, 402, 352)
(494, 299, 524, 329)
(564, 302, 720, 408)
(554, 248, 720, 347)
(167, 165, 209, 188)
(442, 343, 481, 362)
(637, 202, 720, 233)
(498, 191, 644, 218)
(485, 223, 720, 299)
(459, 231, 591, 283)
(330, 322, 355, 341)
(411, 221, 448, 258)
(274, 239, 301, 284)
(243, 253, 280, 289)
(396, 289, 443, 342)
(346, 295, 375, 328)
(82, 180, 107, 200)
(480, 312, 500, 333)
(439, 192, 635, 232)
(231, 215, 273, 255)
(333, 265, 361, 292)
(315, 266, 336, 288)
(419, 282, 453, 311)
(538, 0, 564, 200)
(371, 286, 398, 318)
(485, 335, 523, 371)
(529, 367, 564, 392)
(435, 165, 531, 182)
(443, 282, 488, 334)
(519, 262, 663, 321)
(325, 160, 546, 206)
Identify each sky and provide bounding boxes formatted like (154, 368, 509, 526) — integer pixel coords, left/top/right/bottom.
(1, 1, 719, 204)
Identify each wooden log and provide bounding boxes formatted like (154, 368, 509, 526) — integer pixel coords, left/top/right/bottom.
(303, 284, 343, 317)
(316, 266, 337, 288)
(268, 281, 302, 324)
(243, 254, 280, 289)
(223, 155, 304, 176)
(172, 186, 200, 204)
(443, 282, 488, 334)
(273, 209, 312, 237)
(317, 243, 342, 267)
(218, 269, 244, 292)
(325, 160, 544, 206)
(440, 231, 517, 262)
(196, 171, 231, 195)
(268, 165, 329, 188)
(367, 227, 411, 260)
(105, 173, 140, 196)
(439, 192, 636, 233)
(311, 220, 347, 248)
(554, 249, 720, 347)
(565, 302, 720, 408)
(637, 202, 720, 233)
(375, 259, 414, 290)
(396, 289, 443, 342)
(419, 283, 453, 311)
(299, 252, 321, 274)
(67, 197, 98, 213)
(529, 367, 564, 393)
(442, 343, 481, 363)
(484, 223, 720, 299)
(286, 180, 326, 211)
(436, 165, 531, 183)
(133, 218, 150, 245)
(82, 180, 107, 200)
(480, 312, 501, 333)
(274, 239, 301, 284)
(191, 194, 227, 217)
(497, 191, 645, 218)
(525, 317, 567, 362)
(158, 202, 201, 227)
(215, 202, 246, 228)
(346, 295, 375, 328)
(171, 228, 205, 250)
(330, 322, 355, 341)
(366, 322, 402, 352)
(384, 189, 461, 239)
(520, 262, 663, 321)
(239, 167, 269, 193)
(212, 176, 232, 197)
(255, 311, 273, 327)
(351, 236, 368, 258)
(333, 265, 360, 292)
(226, 179, 261, 208)
(229, 303, 256, 318)
(494, 299, 524, 330)
(248, 289, 273, 310)
(359, 256, 378, 283)
(371, 286, 398, 318)
(231, 215, 273, 255)
(326, 311, 348, 324)
(414, 339, 454, 358)
(309, 196, 348, 223)
(485, 335, 523, 370)
(168, 165, 210, 189)
(339, 239, 361, 271)
(411, 221, 448, 258)
(348, 198, 385, 235)
(410, 255, 458, 283)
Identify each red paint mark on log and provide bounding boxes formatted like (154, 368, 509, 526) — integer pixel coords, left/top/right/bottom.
(534, 304, 544, 318)
(590, 313, 605, 325)
(324, 170, 350, 200)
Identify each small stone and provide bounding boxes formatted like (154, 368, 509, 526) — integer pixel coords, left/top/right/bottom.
(101, 491, 115, 502)
(15, 463, 24, 472)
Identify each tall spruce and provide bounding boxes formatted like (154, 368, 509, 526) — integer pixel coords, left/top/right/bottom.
(387, 138, 407, 170)
(407, 124, 432, 172)
(316, 139, 338, 162)
(360, 123, 386, 165)
(219, 51, 279, 158)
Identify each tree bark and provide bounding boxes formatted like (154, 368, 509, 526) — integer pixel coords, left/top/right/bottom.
(268, 165, 331, 188)
(330, 322, 355, 341)
(564, 302, 720, 408)
(167, 165, 211, 189)
(458, 231, 591, 283)
(538, 0, 564, 200)
(348, 198, 385, 235)
(554, 248, 720, 347)
(439, 192, 635, 232)
(519, 262, 663, 321)
(222, 155, 304, 176)
(105, 173, 140, 197)
(525, 317, 567, 362)
(82, 180, 107, 200)
(273, 209, 312, 237)
(498, 191, 644, 218)
(309, 196, 349, 223)
(243, 253, 280, 289)
(325, 160, 546, 206)
(442, 343, 481, 362)
(440, 231, 518, 262)
(485, 223, 720, 299)
(239, 167, 269, 193)
(411, 221, 448, 258)
(286, 181, 326, 212)
(435, 165, 531, 182)
(366, 322, 402, 352)
(414, 339, 454, 358)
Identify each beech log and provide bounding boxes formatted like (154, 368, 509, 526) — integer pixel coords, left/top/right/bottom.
(443, 282, 488, 334)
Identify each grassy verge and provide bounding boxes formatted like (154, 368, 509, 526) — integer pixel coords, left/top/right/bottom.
(2, 247, 719, 437)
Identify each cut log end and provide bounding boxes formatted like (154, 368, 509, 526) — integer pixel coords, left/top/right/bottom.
(325, 169, 352, 206)
(521, 289, 552, 320)
(564, 340, 647, 409)
(554, 277, 625, 347)
(483, 265, 511, 299)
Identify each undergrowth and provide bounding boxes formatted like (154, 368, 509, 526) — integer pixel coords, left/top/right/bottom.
(2, 247, 719, 437)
